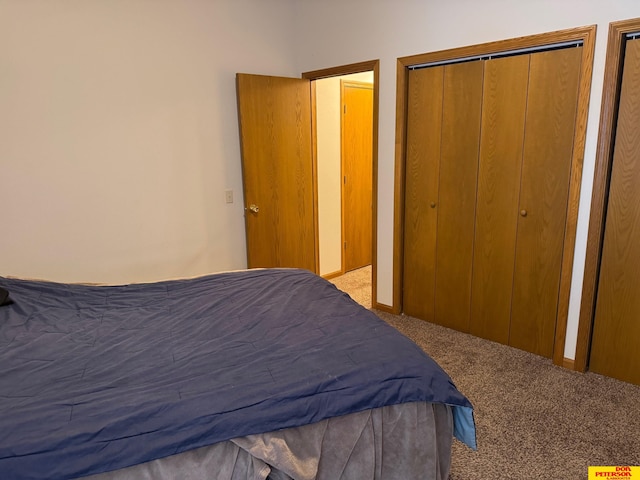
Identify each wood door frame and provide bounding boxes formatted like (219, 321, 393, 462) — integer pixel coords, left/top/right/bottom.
(302, 60, 381, 309)
(575, 18, 640, 373)
(341, 79, 374, 274)
(392, 26, 596, 368)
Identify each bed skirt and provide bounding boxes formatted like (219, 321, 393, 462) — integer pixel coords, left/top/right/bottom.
(82, 401, 453, 480)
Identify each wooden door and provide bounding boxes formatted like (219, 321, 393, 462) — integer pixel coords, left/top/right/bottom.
(341, 81, 373, 272)
(590, 38, 640, 385)
(403, 66, 444, 323)
(236, 74, 316, 271)
(470, 54, 530, 344)
(402, 61, 483, 331)
(509, 47, 582, 357)
(434, 61, 484, 332)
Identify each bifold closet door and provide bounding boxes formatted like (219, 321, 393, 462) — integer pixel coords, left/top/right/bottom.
(509, 47, 581, 357)
(403, 61, 483, 331)
(403, 46, 580, 357)
(590, 38, 640, 385)
(470, 54, 529, 344)
(403, 66, 444, 323)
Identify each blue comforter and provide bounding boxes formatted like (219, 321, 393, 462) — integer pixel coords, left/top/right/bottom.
(0, 269, 475, 479)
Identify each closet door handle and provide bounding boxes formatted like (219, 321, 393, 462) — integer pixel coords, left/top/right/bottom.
(520, 209, 528, 217)
(430, 202, 437, 208)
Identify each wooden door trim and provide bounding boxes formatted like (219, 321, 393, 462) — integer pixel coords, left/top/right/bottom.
(310, 79, 320, 274)
(302, 60, 381, 309)
(393, 26, 597, 366)
(575, 18, 640, 373)
(341, 80, 374, 90)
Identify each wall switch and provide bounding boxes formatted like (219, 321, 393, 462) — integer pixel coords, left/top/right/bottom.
(225, 189, 233, 204)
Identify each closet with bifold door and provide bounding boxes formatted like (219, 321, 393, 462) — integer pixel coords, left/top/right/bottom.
(589, 35, 640, 386)
(403, 45, 582, 358)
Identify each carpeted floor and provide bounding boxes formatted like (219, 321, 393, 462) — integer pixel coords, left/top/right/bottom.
(330, 266, 640, 480)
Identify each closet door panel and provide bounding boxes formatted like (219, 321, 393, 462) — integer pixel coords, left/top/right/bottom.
(470, 55, 529, 344)
(434, 61, 484, 332)
(402, 67, 444, 322)
(590, 39, 640, 385)
(510, 47, 582, 357)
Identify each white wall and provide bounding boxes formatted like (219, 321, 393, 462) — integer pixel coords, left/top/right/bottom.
(292, 0, 640, 359)
(0, 0, 298, 284)
(316, 77, 343, 276)
(316, 72, 373, 277)
(3, 0, 640, 359)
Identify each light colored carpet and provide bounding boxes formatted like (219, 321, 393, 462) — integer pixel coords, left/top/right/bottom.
(329, 267, 640, 480)
(328, 265, 372, 309)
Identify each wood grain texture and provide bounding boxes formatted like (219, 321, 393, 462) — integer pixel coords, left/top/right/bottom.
(434, 61, 483, 332)
(342, 81, 373, 272)
(575, 20, 639, 372)
(302, 60, 379, 81)
(398, 25, 596, 69)
(509, 47, 582, 358)
(393, 59, 410, 314)
(589, 38, 640, 386)
(236, 74, 315, 271)
(552, 26, 597, 367)
(394, 26, 596, 343)
(402, 66, 444, 323)
(310, 80, 320, 275)
(470, 55, 529, 344)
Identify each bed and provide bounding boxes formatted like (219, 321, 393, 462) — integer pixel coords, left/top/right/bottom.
(0, 268, 476, 480)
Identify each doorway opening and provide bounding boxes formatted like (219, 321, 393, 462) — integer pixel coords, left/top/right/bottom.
(302, 60, 379, 307)
(314, 74, 373, 278)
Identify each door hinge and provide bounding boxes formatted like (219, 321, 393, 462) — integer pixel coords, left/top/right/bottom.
(343, 175, 346, 184)
(343, 104, 347, 114)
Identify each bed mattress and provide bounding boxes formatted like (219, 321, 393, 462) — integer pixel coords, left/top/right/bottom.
(0, 268, 475, 479)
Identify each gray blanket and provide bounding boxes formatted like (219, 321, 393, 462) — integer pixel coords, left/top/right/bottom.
(83, 402, 453, 480)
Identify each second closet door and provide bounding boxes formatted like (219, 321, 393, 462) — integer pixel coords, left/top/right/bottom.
(434, 61, 484, 332)
(402, 61, 483, 331)
(469, 47, 581, 357)
(509, 47, 581, 357)
(470, 54, 530, 344)
(590, 38, 640, 385)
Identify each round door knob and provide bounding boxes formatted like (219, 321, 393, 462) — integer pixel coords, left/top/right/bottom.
(520, 209, 527, 217)
(430, 202, 436, 208)
(248, 204, 259, 214)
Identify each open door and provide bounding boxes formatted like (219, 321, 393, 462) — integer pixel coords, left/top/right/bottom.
(236, 73, 316, 271)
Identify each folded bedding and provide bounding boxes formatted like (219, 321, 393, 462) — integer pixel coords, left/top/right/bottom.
(0, 268, 476, 480)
